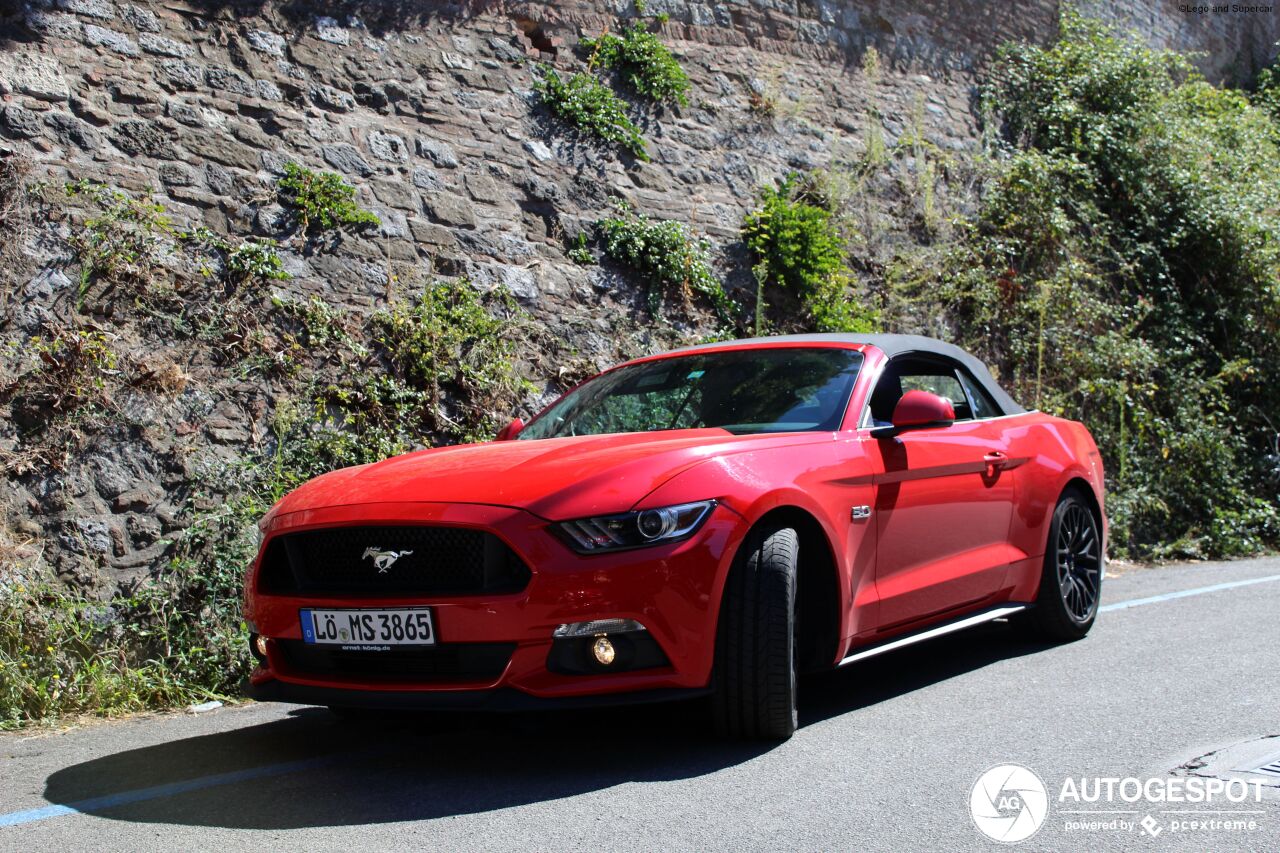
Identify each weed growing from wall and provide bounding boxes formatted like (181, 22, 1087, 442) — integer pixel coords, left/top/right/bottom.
(598, 209, 734, 321)
(64, 180, 174, 304)
(372, 279, 534, 443)
(534, 66, 649, 160)
(742, 175, 877, 334)
(581, 20, 690, 106)
(276, 162, 380, 235)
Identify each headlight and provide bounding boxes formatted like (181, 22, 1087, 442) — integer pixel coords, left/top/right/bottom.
(552, 500, 716, 553)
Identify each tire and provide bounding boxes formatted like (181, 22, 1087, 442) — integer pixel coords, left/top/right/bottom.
(711, 524, 799, 740)
(1024, 489, 1103, 641)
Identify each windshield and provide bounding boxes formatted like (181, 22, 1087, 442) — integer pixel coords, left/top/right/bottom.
(519, 347, 864, 439)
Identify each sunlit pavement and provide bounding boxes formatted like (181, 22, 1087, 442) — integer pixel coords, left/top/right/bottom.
(2, 557, 1278, 852)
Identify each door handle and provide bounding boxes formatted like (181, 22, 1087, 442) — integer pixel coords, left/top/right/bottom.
(983, 451, 1008, 474)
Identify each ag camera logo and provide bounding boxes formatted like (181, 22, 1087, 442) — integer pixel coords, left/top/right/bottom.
(970, 764, 1050, 843)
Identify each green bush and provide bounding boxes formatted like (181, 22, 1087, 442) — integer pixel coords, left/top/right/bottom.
(276, 162, 380, 235)
(582, 21, 690, 106)
(742, 176, 877, 334)
(1254, 55, 1280, 121)
(270, 294, 365, 355)
(534, 66, 649, 160)
(938, 12, 1280, 558)
(598, 209, 733, 319)
(567, 232, 595, 265)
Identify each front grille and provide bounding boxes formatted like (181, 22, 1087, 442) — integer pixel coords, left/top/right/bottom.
(277, 640, 514, 683)
(259, 525, 531, 596)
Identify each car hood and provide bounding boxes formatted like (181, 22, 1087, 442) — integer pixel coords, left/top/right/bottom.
(268, 428, 825, 522)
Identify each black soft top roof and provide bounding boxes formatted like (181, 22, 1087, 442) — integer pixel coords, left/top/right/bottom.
(669, 333, 1026, 416)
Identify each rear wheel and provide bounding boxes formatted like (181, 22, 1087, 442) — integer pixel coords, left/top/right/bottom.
(711, 524, 799, 740)
(1025, 490, 1102, 641)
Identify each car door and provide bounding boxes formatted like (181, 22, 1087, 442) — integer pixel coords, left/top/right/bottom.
(866, 357, 1018, 629)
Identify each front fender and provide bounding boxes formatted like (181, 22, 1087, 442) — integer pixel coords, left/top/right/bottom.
(634, 439, 874, 650)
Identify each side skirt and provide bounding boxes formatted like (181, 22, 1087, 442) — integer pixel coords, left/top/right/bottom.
(838, 604, 1028, 668)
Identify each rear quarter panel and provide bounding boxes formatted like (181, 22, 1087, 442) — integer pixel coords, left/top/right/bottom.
(1001, 412, 1106, 600)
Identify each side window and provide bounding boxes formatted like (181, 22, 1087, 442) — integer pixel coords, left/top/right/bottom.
(957, 369, 1001, 419)
(867, 357, 973, 424)
(901, 372, 970, 420)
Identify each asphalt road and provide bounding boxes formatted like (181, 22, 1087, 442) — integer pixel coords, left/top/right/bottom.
(2, 557, 1278, 852)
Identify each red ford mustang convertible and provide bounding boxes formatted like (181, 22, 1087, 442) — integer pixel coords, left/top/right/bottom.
(245, 334, 1106, 739)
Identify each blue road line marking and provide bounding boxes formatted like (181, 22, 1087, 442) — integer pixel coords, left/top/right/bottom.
(1100, 573, 1280, 613)
(0, 751, 365, 829)
(0, 805, 77, 827)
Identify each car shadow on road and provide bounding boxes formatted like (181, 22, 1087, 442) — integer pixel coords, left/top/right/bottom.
(799, 621, 1058, 727)
(42, 622, 1057, 829)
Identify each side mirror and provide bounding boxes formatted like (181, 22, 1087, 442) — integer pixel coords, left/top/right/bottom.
(874, 390, 955, 437)
(495, 417, 524, 441)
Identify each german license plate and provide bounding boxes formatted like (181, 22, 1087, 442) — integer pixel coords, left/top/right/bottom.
(300, 608, 435, 647)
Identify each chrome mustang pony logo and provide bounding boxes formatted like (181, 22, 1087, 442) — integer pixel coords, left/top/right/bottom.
(362, 547, 414, 573)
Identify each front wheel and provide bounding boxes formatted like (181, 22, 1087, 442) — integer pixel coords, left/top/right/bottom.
(711, 525, 799, 740)
(1025, 490, 1103, 641)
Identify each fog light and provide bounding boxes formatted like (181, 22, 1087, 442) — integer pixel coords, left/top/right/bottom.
(591, 635, 616, 666)
(253, 635, 270, 659)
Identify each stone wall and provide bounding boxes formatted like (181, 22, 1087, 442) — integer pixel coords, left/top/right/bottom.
(0, 0, 1275, 585)
(1091, 0, 1280, 84)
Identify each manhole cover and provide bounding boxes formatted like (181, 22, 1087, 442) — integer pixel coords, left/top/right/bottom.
(1238, 751, 1280, 779)
(1172, 735, 1280, 795)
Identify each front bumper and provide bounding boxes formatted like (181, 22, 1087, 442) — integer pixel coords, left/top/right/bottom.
(245, 500, 740, 705)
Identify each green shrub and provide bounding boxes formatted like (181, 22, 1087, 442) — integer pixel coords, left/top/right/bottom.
(742, 176, 842, 295)
(937, 11, 1280, 558)
(598, 209, 733, 319)
(373, 279, 534, 443)
(226, 238, 290, 284)
(742, 175, 876, 333)
(568, 232, 595, 265)
(582, 21, 690, 106)
(534, 66, 649, 160)
(270, 294, 365, 355)
(64, 180, 174, 302)
(0, 510, 250, 730)
(1254, 56, 1280, 121)
(276, 162, 380, 235)
(12, 328, 118, 416)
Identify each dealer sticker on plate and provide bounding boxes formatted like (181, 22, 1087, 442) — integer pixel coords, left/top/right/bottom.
(300, 607, 435, 647)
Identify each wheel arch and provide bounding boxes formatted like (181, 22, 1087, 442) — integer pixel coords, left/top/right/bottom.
(1060, 475, 1106, 555)
(733, 505, 842, 672)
